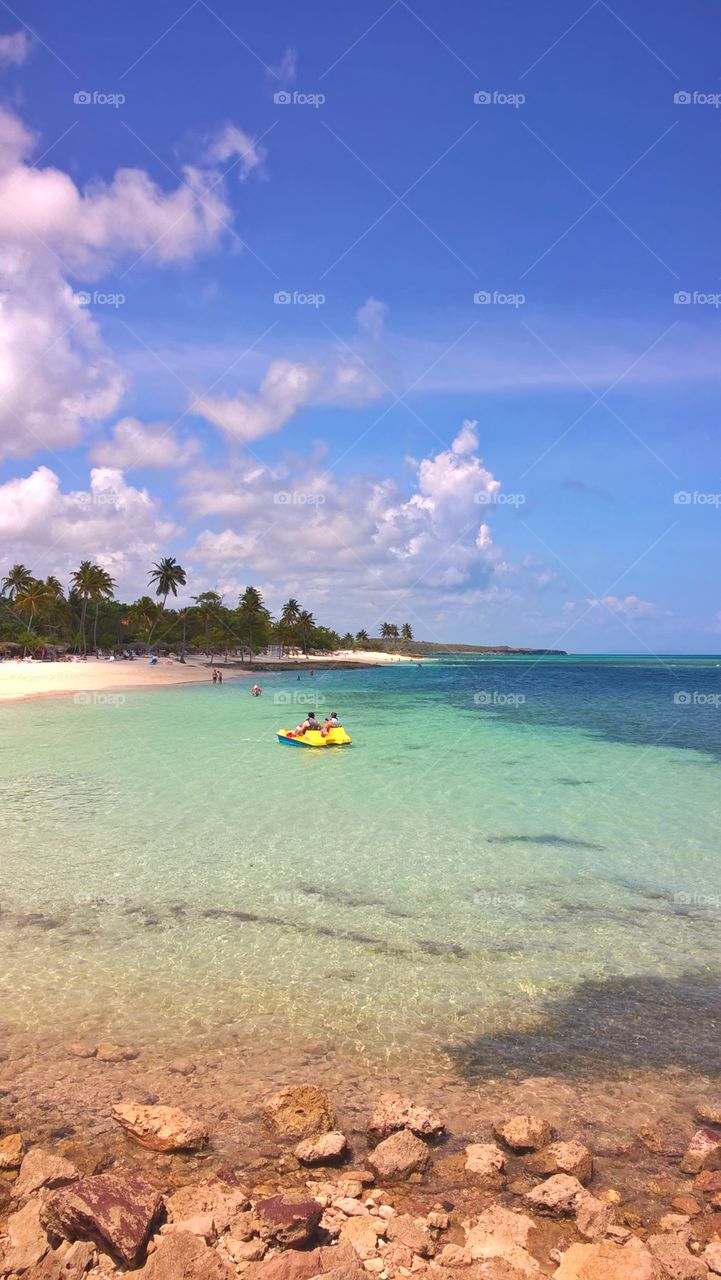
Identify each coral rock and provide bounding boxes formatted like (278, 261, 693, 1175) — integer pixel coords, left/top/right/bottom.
(15, 1148, 80, 1199)
(263, 1086, 337, 1139)
(367, 1130, 430, 1182)
(465, 1144, 506, 1184)
(40, 1171, 163, 1268)
(525, 1174, 584, 1216)
(295, 1132, 349, 1165)
(680, 1129, 721, 1175)
(138, 1231, 234, 1279)
(254, 1194, 323, 1247)
(367, 1095, 445, 1144)
(527, 1141, 593, 1185)
(0, 1132, 24, 1171)
(553, 1237, 656, 1279)
(111, 1102, 208, 1152)
(493, 1116, 551, 1153)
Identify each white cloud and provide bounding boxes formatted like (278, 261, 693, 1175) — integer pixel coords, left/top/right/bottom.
(0, 32, 29, 67)
(0, 464, 176, 595)
(0, 106, 262, 462)
(584, 594, 668, 620)
(0, 251, 125, 461)
(268, 47, 297, 87)
(184, 421, 505, 620)
(191, 353, 383, 444)
(356, 296, 387, 343)
(90, 417, 200, 470)
(203, 123, 266, 180)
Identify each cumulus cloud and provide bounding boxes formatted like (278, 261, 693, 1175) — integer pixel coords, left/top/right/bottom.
(0, 464, 176, 594)
(184, 421, 505, 618)
(90, 417, 200, 470)
(191, 351, 384, 445)
(356, 296, 387, 343)
(0, 250, 125, 461)
(0, 32, 29, 67)
(0, 105, 261, 462)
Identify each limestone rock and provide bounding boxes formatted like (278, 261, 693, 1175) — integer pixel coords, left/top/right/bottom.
(526, 1141, 593, 1185)
(386, 1214, 434, 1256)
(138, 1231, 234, 1279)
(696, 1104, 721, 1127)
(95, 1044, 137, 1062)
(65, 1043, 97, 1059)
(255, 1250, 324, 1280)
(0, 1200, 50, 1274)
(111, 1101, 208, 1152)
(367, 1095, 444, 1144)
(339, 1215, 386, 1261)
(15, 1148, 80, 1199)
(493, 1116, 551, 1153)
(680, 1129, 721, 1175)
(574, 1192, 613, 1240)
(263, 1085, 336, 1139)
(553, 1237, 656, 1279)
(164, 1178, 249, 1233)
(40, 1171, 163, 1268)
(466, 1205, 539, 1274)
(647, 1233, 708, 1279)
(254, 1194, 323, 1247)
(295, 1132, 349, 1165)
(32, 1240, 96, 1280)
(465, 1144, 506, 1184)
(367, 1129, 430, 1182)
(525, 1174, 584, 1216)
(0, 1132, 24, 1170)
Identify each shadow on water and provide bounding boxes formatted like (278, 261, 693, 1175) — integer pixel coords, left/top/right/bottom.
(447, 972, 721, 1079)
(486, 834, 605, 850)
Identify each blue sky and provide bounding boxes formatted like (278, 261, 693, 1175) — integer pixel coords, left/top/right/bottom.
(0, 0, 718, 650)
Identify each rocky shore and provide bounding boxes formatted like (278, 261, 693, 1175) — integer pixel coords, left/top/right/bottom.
(2, 1042, 721, 1278)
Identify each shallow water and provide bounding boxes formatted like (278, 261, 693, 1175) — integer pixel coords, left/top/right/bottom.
(1, 655, 720, 1074)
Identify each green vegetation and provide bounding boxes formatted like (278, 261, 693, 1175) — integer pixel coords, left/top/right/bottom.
(0, 558, 410, 659)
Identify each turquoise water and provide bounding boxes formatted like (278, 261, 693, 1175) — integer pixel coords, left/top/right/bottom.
(1, 656, 720, 1075)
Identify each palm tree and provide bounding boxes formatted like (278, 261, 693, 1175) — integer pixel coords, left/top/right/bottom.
(70, 561, 98, 654)
(401, 622, 413, 642)
(3, 564, 33, 600)
(192, 591, 223, 651)
(147, 556, 186, 645)
(298, 609, 315, 657)
(238, 586, 267, 663)
(380, 622, 394, 640)
(127, 596, 159, 642)
(15, 579, 52, 635)
(176, 606, 195, 660)
(340, 632, 355, 650)
(355, 628, 369, 646)
(91, 568, 116, 651)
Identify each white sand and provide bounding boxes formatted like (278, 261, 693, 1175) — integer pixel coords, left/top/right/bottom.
(0, 656, 244, 702)
(0, 649, 421, 702)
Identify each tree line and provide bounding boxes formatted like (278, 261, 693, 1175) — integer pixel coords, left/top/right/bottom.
(0, 558, 414, 659)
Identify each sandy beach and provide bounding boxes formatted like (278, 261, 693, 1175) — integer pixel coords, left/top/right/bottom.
(0, 650, 420, 702)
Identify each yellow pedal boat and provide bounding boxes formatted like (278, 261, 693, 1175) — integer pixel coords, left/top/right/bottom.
(277, 726, 352, 748)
